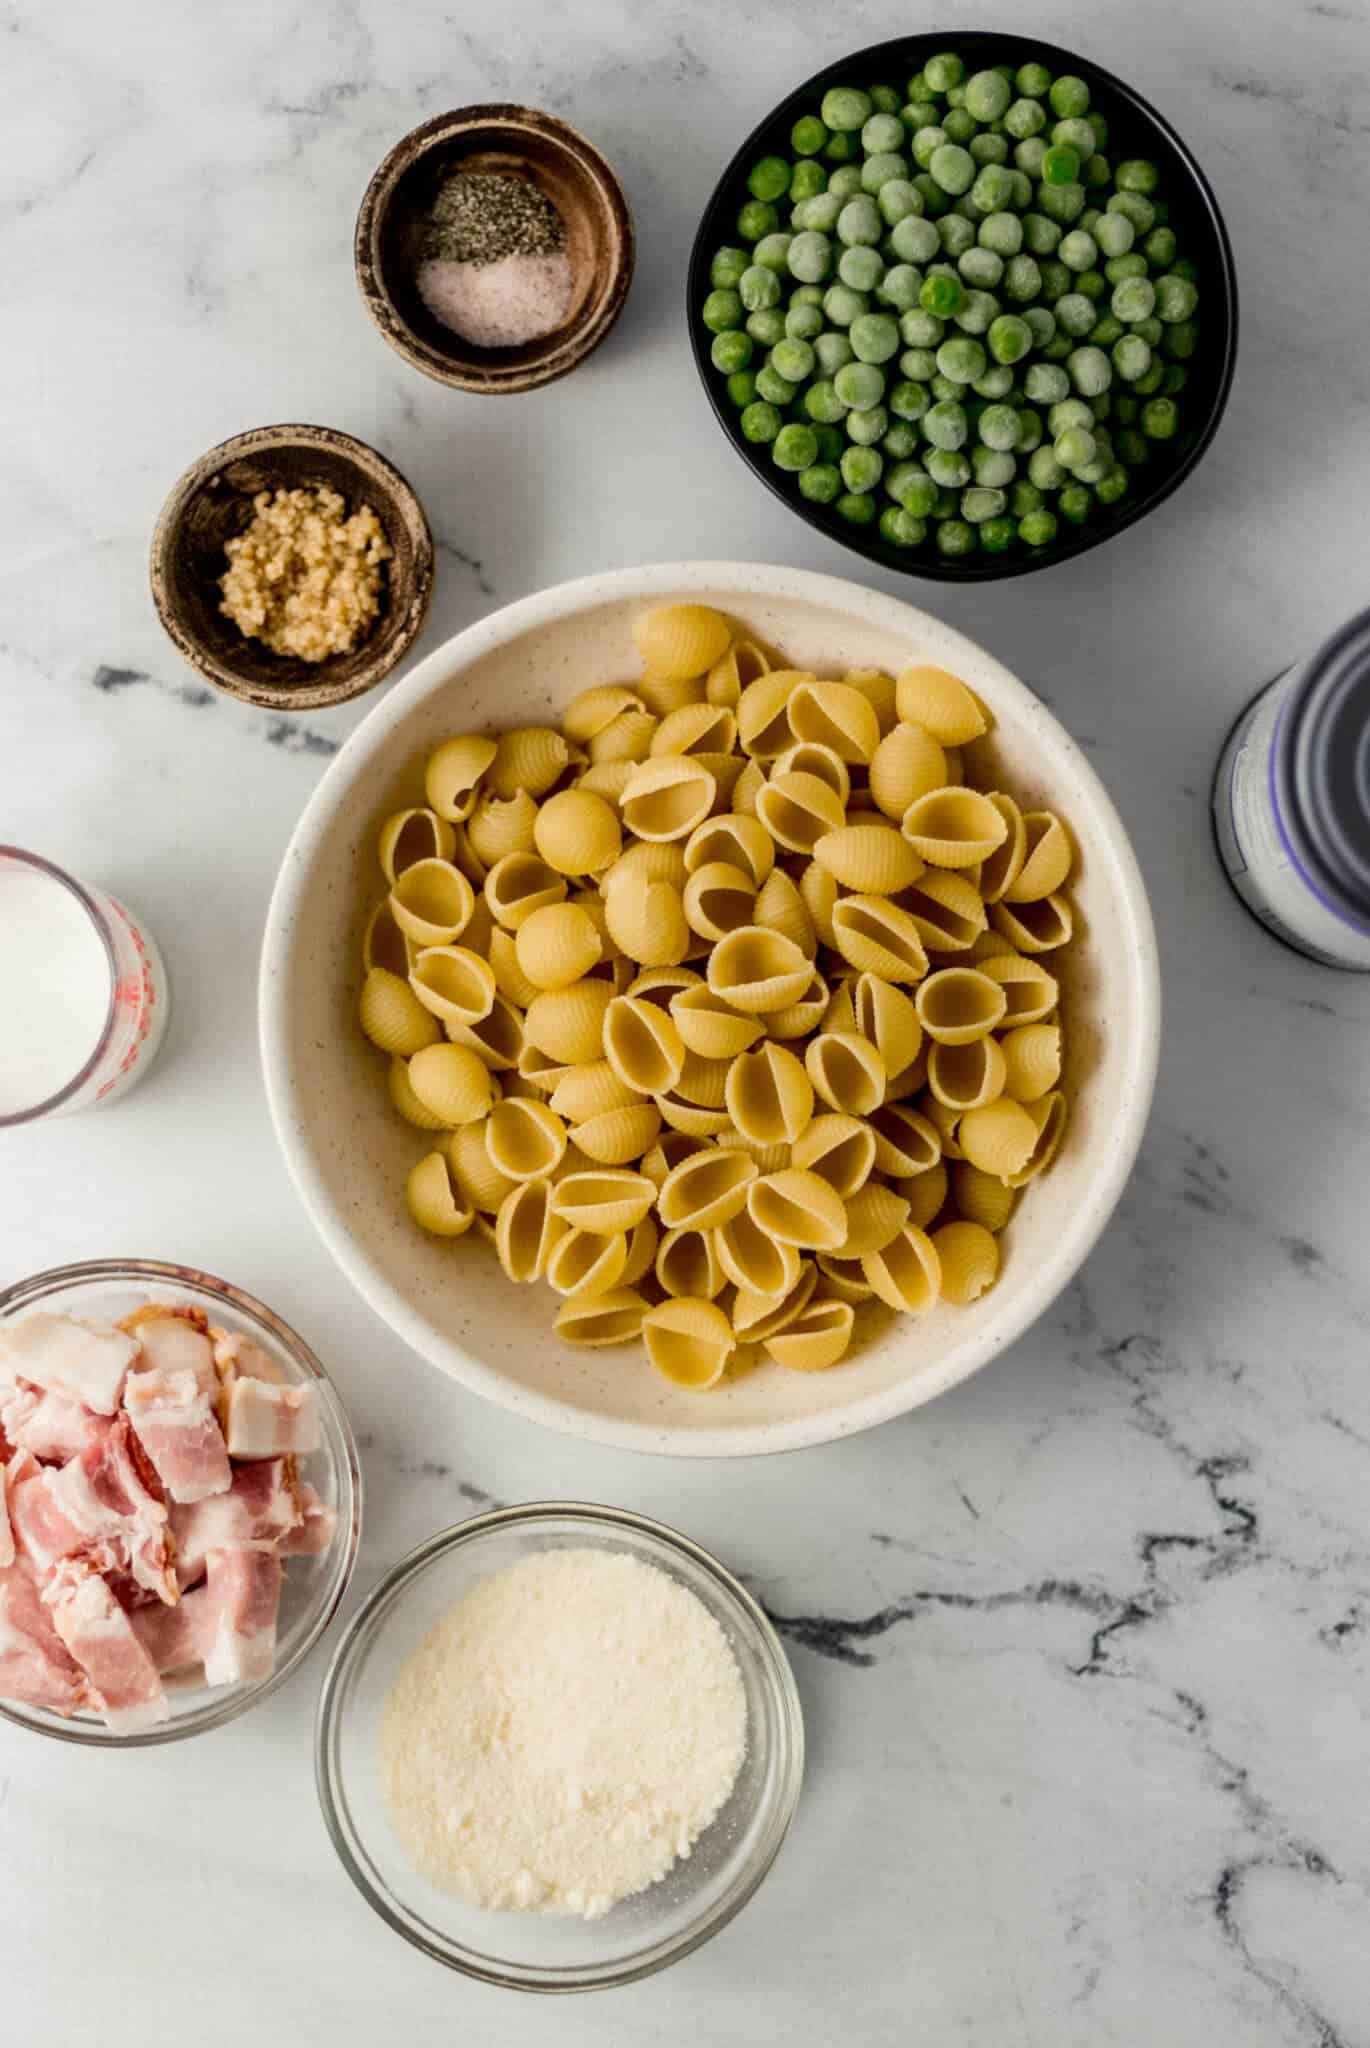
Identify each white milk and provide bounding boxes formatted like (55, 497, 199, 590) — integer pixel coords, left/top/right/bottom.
(0, 864, 113, 1114)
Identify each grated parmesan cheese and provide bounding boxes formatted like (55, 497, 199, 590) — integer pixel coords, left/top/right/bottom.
(380, 1547, 748, 1918)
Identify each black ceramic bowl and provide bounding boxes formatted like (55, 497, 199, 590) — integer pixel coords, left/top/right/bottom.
(687, 33, 1238, 582)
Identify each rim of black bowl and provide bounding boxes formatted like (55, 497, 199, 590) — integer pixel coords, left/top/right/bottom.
(687, 32, 1239, 582)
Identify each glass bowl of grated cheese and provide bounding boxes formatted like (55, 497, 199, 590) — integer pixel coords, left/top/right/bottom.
(315, 1502, 804, 1988)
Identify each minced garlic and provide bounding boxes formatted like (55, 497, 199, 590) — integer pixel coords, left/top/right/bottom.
(219, 485, 391, 663)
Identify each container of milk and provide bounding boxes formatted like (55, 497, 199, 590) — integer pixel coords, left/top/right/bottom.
(0, 849, 170, 1123)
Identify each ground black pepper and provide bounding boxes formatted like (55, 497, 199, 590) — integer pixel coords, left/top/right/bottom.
(425, 169, 565, 266)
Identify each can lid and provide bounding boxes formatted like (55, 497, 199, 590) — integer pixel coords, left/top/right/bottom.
(1283, 607, 1370, 928)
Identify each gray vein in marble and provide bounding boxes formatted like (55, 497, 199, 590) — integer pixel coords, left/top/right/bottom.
(88, 661, 340, 753)
(435, 535, 495, 597)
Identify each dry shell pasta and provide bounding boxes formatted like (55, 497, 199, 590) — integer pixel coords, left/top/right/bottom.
(358, 609, 1086, 1391)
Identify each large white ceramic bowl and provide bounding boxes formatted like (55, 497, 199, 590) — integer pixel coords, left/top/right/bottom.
(260, 563, 1159, 1457)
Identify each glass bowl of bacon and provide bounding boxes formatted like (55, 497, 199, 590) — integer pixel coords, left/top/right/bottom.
(0, 1258, 361, 1745)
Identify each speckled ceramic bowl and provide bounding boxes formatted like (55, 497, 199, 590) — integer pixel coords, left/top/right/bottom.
(259, 563, 1160, 1456)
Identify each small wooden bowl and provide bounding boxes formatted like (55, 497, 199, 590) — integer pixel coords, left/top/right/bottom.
(355, 105, 634, 394)
(149, 425, 434, 712)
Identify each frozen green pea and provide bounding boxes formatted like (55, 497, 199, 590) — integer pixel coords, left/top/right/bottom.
(1049, 396, 1093, 435)
(890, 214, 941, 264)
(850, 311, 901, 363)
(913, 172, 951, 217)
(978, 402, 1021, 450)
(793, 192, 841, 235)
(870, 83, 901, 114)
(1043, 333, 1072, 362)
(829, 165, 865, 203)
(711, 329, 752, 373)
(1055, 425, 1097, 470)
(972, 443, 1017, 486)
(899, 348, 937, 381)
(930, 143, 976, 196)
(863, 152, 911, 195)
(938, 213, 976, 258)
(804, 378, 848, 424)
(1134, 359, 1165, 394)
(753, 232, 794, 273)
(896, 467, 938, 517)
(823, 131, 855, 164)
(847, 404, 889, 447)
(912, 125, 948, 171)
(1080, 206, 1103, 235)
(979, 513, 1018, 552)
(972, 363, 1015, 398)
(1006, 168, 1034, 209)
(746, 307, 786, 346)
(987, 312, 1032, 363)
(838, 196, 883, 247)
(1054, 292, 1095, 337)
(1107, 190, 1155, 234)
(841, 444, 883, 492)
(814, 330, 855, 376)
(711, 246, 749, 290)
(772, 422, 818, 471)
(839, 243, 885, 291)
(792, 114, 829, 157)
(822, 85, 872, 132)
(879, 179, 924, 226)
(739, 265, 781, 312)
(1049, 74, 1090, 118)
(963, 69, 1012, 121)
(1105, 252, 1147, 285)
(943, 107, 977, 145)
(902, 97, 939, 133)
(798, 458, 842, 504)
(748, 156, 791, 204)
(936, 518, 976, 555)
(876, 263, 924, 311)
(1051, 116, 1095, 156)
(1002, 254, 1042, 303)
(812, 424, 846, 463)
(834, 359, 886, 409)
(1005, 96, 1046, 139)
(1019, 507, 1058, 546)
(1162, 363, 1189, 395)
(725, 369, 757, 409)
(1038, 180, 1085, 225)
(786, 301, 825, 341)
(1057, 483, 1092, 523)
(771, 337, 815, 384)
(970, 163, 1015, 213)
(1131, 315, 1163, 347)
(1112, 276, 1155, 325)
(837, 490, 877, 524)
(927, 373, 959, 402)
(879, 505, 927, 546)
(924, 51, 965, 93)
(702, 288, 743, 333)
(1088, 313, 1124, 348)
(900, 307, 944, 346)
(1009, 478, 1043, 518)
(1082, 154, 1111, 187)
(923, 398, 969, 449)
(962, 484, 1007, 522)
(790, 160, 828, 204)
(740, 401, 782, 444)
(1016, 407, 1043, 452)
(1094, 465, 1128, 506)
(1115, 427, 1148, 466)
(824, 283, 868, 327)
(1093, 211, 1134, 260)
(920, 271, 963, 318)
(937, 335, 987, 383)
(737, 199, 779, 242)
(862, 112, 907, 155)
(1022, 211, 1061, 256)
(1155, 273, 1199, 322)
(1059, 229, 1097, 272)
(754, 364, 797, 405)
(1023, 305, 1056, 345)
(1143, 225, 1178, 268)
(980, 210, 1024, 257)
(931, 487, 958, 518)
(926, 448, 971, 489)
(788, 230, 833, 284)
(1041, 142, 1080, 187)
(970, 131, 1009, 165)
(955, 290, 1000, 335)
(1164, 319, 1199, 360)
(882, 420, 919, 458)
(1067, 345, 1111, 396)
(1015, 136, 1048, 178)
(1116, 158, 1159, 194)
(1028, 444, 1065, 489)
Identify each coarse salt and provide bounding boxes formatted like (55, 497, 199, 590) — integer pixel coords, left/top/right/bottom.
(417, 251, 574, 351)
(380, 1547, 748, 1918)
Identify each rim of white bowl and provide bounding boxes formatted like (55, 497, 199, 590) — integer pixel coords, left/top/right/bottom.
(259, 562, 1161, 1458)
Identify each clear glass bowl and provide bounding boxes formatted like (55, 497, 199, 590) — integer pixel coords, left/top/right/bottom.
(316, 1503, 804, 1990)
(0, 1258, 362, 1746)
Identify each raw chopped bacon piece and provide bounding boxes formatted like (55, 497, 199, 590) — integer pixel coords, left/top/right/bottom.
(0, 1461, 13, 1570)
(43, 1561, 169, 1732)
(123, 1307, 219, 1397)
(278, 1481, 337, 1557)
(2, 1380, 108, 1465)
(210, 1328, 284, 1387)
(8, 1453, 97, 1576)
(170, 1457, 301, 1584)
(202, 1549, 282, 1687)
(0, 1564, 92, 1715)
(125, 1368, 231, 1505)
(0, 1313, 138, 1416)
(35, 1420, 177, 1604)
(224, 1377, 320, 1459)
(131, 1586, 211, 1674)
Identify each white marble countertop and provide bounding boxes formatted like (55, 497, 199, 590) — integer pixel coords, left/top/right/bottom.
(4, 0, 1370, 2040)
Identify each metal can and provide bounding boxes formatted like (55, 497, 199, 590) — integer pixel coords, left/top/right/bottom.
(1212, 608, 1370, 970)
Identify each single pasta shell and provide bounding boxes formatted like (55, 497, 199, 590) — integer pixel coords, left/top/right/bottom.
(656, 1225, 725, 1301)
(737, 669, 807, 758)
(862, 1224, 942, 1313)
(654, 1094, 735, 1137)
(930, 1220, 1000, 1305)
(485, 1097, 567, 1181)
(763, 971, 829, 1041)
(901, 786, 1009, 868)
(642, 1297, 734, 1389)
(621, 757, 717, 842)
(916, 967, 1009, 1045)
(603, 871, 691, 968)
(388, 1055, 448, 1130)
(621, 1216, 659, 1288)
(724, 1131, 790, 1174)
(549, 1169, 657, 1234)
(952, 1164, 1017, 1234)
(483, 852, 567, 933)
(407, 1042, 495, 1126)
(1005, 1091, 1068, 1187)
(899, 1158, 949, 1232)
(556, 1288, 649, 1347)
(747, 1168, 847, 1251)
(682, 861, 757, 943)
(1000, 1022, 1062, 1103)
(494, 1179, 566, 1282)
(466, 789, 539, 868)
(486, 725, 571, 801)
(976, 954, 1059, 1024)
(733, 757, 766, 817)
(958, 1098, 1039, 1181)
(571, 1102, 662, 1166)
(588, 706, 660, 764)
(549, 1060, 643, 1124)
(854, 974, 921, 1079)
(545, 1227, 629, 1301)
(562, 684, 645, 743)
(444, 1120, 518, 1214)
(753, 869, 817, 959)
(842, 668, 899, 736)
(641, 1130, 709, 1188)
(449, 821, 488, 886)
(805, 1032, 887, 1117)
(772, 740, 851, 804)
(815, 823, 923, 895)
(830, 898, 930, 984)
(822, 980, 857, 1034)
(868, 720, 949, 821)
(515, 902, 603, 992)
(901, 871, 987, 951)
(651, 702, 738, 756)
(713, 1208, 801, 1298)
(765, 1299, 855, 1373)
(684, 812, 775, 889)
(675, 1050, 733, 1109)
(706, 637, 770, 708)
(389, 859, 475, 947)
(989, 892, 1074, 953)
(1004, 812, 1073, 903)
(927, 1035, 1009, 1112)
(867, 1101, 942, 1178)
(425, 735, 497, 822)
(488, 927, 542, 1009)
(756, 769, 846, 856)
(603, 995, 686, 1095)
(725, 1040, 815, 1148)
(732, 1261, 818, 1340)
(639, 676, 711, 721)
(707, 927, 813, 1014)
(632, 603, 732, 681)
(609, 839, 689, 891)
(838, 1182, 911, 1260)
(378, 807, 456, 885)
(893, 666, 988, 746)
(815, 1254, 874, 1304)
(406, 1151, 475, 1237)
(525, 980, 615, 1066)
(927, 1098, 965, 1162)
(533, 788, 622, 878)
(576, 759, 636, 808)
(669, 983, 763, 1060)
(787, 678, 880, 764)
(798, 860, 839, 949)
(658, 1145, 757, 1232)
(363, 897, 412, 978)
(360, 967, 442, 1055)
(978, 793, 1028, 903)
(792, 1112, 877, 1199)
